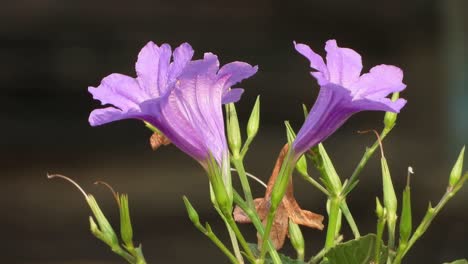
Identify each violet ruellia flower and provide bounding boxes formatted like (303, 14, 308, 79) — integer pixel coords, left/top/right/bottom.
(292, 39, 407, 157)
(88, 42, 257, 168)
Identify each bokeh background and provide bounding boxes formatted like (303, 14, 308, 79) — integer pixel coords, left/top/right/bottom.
(2, 0, 467, 263)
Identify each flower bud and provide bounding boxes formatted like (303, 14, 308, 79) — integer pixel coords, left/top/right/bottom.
(87, 195, 119, 247)
(247, 96, 260, 140)
(375, 197, 384, 218)
(399, 179, 412, 245)
(318, 144, 342, 194)
(182, 196, 200, 225)
(226, 103, 242, 158)
(384, 92, 400, 129)
(119, 194, 134, 248)
(381, 157, 397, 218)
(449, 146, 465, 187)
(288, 220, 305, 260)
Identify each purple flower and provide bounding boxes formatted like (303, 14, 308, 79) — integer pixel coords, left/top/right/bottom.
(89, 42, 257, 165)
(292, 40, 407, 157)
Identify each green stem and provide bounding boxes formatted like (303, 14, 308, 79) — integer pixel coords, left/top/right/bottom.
(340, 200, 361, 238)
(225, 214, 257, 262)
(344, 127, 392, 194)
(194, 222, 240, 264)
(392, 173, 467, 264)
(111, 247, 136, 264)
(324, 196, 341, 249)
(240, 137, 254, 158)
(386, 216, 396, 263)
(233, 192, 281, 264)
(374, 213, 387, 264)
(259, 151, 296, 263)
(232, 158, 256, 211)
(297, 169, 329, 196)
(227, 224, 244, 263)
(309, 235, 343, 264)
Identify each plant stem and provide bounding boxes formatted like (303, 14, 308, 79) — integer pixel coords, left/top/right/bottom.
(227, 224, 244, 263)
(233, 192, 281, 264)
(232, 158, 256, 211)
(309, 235, 343, 264)
(344, 127, 392, 194)
(324, 196, 342, 249)
(258, 152, 295, 263)
(392, 173, 467, 264)
(340, 200, 361, 238)
(225, 214, 257, 262)
(194, 221, 240, 264)
(297, 169, 329, 196)
(374, 213, 387, 264)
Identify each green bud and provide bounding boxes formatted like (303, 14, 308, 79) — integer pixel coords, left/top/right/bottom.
(318, 144, 342, 194)
(384, 92, 400, 129)
(206, 158, 231, 214)
(226, 103, 242, 158)
(119, 194, 134, 248)
(302, 104, 309, 119)
(288, 220, 305, 261)
(182, 196, 201, 225)
(247, 96, 260, 140)
(449, 146, 465, 187)
(87, 195, 119, 247)
(296, 154, 308, 176)
(89, 216, 101, 236)
(399, 176, 412, 245)
(381, 157, 397, 218)
(375, 197, 384, 218)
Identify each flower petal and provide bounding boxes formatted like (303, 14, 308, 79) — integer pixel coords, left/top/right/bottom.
(218, 61, 258, 88)
(350, 64, 406, 100)
(352, 97, 407, 113)
(135, 42, 172, 97)
(293, 84, 354, 156)
(168, 42, 194, 86)
(294, 41, 329, 85)
(88, 73, 146, 111)
(325, 39, 362, 87)
(89, 107, 140, 126)
(222, 88, 244, 104)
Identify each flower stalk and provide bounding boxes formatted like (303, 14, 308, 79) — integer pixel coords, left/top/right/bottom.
(392, 172, 467, 264)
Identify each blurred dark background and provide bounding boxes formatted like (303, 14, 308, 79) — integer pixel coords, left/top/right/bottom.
(1, 0, 467, 263)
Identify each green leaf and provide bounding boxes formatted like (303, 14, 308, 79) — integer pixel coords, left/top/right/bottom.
(247, 243, 306, 264)
(443, 260, 468, 264)
(324, 234, 387, 264)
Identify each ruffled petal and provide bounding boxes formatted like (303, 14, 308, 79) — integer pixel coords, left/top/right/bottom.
(89, 107, 140, 126)
(222, 88, 244, 104)
(350, 65, 406, 100)
(325, 39, 362, 88)
(168, 42, 194, 86)
(88, 73, 146, 111)
(351, 97, 407, 113)
(135, 42, 172, 97)
(218, 61, 258, 88)
(294, 41, 329, 85)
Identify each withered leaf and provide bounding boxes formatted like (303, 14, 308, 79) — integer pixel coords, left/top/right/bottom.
(150, 132, 171, 150)
(234, 144, 324, 250)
